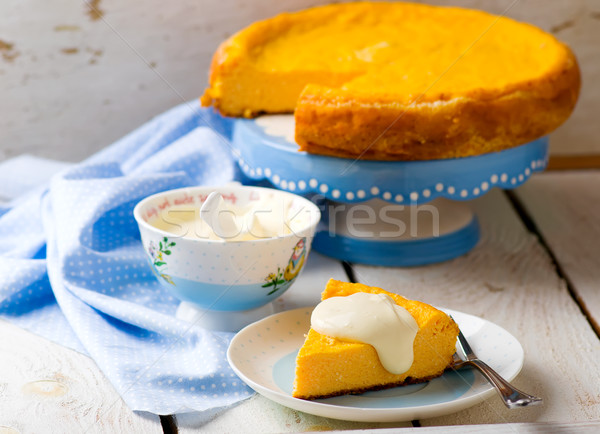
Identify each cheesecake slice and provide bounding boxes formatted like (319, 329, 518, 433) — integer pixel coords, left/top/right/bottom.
(201, 2, 579, 160)
(292, 279, 459, 400)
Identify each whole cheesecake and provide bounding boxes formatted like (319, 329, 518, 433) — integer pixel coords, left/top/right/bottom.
(201, 2, 580, 160)
(292, 279, 459, 400)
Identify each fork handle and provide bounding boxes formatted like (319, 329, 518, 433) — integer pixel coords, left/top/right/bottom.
(466, 359, 543, 409)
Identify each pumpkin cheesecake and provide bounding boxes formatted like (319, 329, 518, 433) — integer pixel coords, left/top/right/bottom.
(201, 2, 580, 160)
(292, 279, 459, 400)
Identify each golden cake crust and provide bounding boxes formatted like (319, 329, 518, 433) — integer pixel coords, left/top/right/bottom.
(201, 1, 580, 160)
(292, 279, 460, 400)
(295, 62, 580, 160)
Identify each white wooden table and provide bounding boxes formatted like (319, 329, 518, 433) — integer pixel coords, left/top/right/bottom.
(1, 171, 600, 433)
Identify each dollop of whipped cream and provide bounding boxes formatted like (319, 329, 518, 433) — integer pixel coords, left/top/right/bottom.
(311, 292, 419, 374)
(151, 192, 308, 241)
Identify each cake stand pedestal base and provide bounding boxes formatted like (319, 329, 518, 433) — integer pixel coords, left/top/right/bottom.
(175, 301, 275, 332)
(312, 198, 479, 266)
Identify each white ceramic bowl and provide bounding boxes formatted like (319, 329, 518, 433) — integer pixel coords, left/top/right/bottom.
(133, 185, 320, 311)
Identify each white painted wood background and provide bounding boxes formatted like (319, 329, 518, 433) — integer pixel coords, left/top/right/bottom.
(0, 319, 162, 433)
(515, 172, 600, 333)
(0, 0, 599, 162)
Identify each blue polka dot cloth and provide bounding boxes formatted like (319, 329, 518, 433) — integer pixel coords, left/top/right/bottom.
(0, 102, 256, 416)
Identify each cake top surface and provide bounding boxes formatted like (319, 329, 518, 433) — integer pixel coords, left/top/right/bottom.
(237, 1, 570, 102)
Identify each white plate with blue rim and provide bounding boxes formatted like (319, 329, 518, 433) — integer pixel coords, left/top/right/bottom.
(227, 307, 524, 422)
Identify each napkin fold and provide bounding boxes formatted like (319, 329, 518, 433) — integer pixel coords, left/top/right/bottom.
(0, 101, 255, 415)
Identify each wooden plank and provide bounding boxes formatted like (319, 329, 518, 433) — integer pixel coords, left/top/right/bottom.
(332, 421, 600, 433)
(176, 394, 412, 432)
(350, 189, 600, 425)
(547, 155, 600, 171)
(0, 320, 162, 434)
(514, 171, 600, 334)
(2, 0, 599, 162)
(176, 252, 413, 431)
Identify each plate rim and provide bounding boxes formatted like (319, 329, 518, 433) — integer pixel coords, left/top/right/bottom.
(227, 306, 524, 422)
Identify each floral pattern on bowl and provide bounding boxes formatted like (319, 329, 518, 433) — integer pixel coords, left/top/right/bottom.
(262, 238, 306, 295)
(147, 236, 176, 285)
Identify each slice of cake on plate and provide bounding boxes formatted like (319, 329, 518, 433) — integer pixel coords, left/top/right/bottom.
(292, 279, 459, 400)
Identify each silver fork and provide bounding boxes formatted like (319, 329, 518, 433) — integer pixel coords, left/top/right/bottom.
(452, 329, 543, 408)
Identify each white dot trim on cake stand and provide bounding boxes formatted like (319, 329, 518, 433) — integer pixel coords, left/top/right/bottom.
(234, 152, 546, 204)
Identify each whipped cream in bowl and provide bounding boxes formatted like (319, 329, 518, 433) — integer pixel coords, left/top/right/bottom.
(150, 190, 310, 242)
(133, 184, 320, 330)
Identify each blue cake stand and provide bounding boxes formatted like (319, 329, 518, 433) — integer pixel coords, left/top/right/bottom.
(228, 115, 548, 266)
